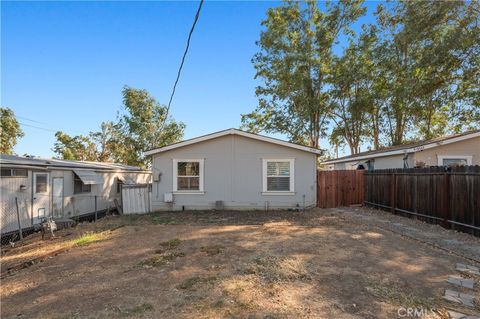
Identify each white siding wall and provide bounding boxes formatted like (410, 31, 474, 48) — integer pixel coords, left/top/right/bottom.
(151, 135, 317, 211)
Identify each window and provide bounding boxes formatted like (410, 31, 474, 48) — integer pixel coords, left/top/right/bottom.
(74, 173, 91, 194)
(262, 159, 294, 193)
(173, 159, 204, 192)
(35, 173, 48, 193)
(1, 168, 27, 177)
(438, 155, 472, 167)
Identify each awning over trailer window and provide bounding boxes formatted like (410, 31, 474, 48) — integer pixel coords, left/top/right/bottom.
(118, 175, 136, 184)
(73, 170, 103, 185)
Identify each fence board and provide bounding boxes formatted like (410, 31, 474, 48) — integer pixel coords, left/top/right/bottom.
(317, 170, 364, 208)
(364, 166, 480, 236)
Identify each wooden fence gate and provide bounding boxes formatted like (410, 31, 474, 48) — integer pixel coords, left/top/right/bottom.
(317, 170, 364, 208)
(121, 184, 151, 214)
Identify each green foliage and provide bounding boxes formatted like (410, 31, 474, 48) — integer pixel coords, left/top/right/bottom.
(245, 0, 479, 154)
(242, 0, 366, 148)
(0, 107, 24, 154)
(53, 86, 185, 167)
(116, 86, 185, 168)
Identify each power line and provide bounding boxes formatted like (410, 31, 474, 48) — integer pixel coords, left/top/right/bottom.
(163, 0, 204, 124)
(17, 115, 88, 135)
(19, 122, 57, 133)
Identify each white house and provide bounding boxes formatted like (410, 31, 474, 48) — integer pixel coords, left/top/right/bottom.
(145, 128, 322, 211)
(322, 130, 480, 170)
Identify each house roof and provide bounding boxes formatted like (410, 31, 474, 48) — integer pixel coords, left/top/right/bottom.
(322, 129, 480, 165)
(144, 128, 324, 156)
(0, 154, 149, 173)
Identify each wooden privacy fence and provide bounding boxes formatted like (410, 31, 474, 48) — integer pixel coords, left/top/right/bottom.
(364, 166, 480, 235)
(317, 170, 364, 208)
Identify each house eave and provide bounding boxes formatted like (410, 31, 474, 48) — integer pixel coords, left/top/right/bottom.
(145, 128, 324, 156)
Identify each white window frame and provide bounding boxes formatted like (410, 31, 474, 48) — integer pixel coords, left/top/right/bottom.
(173, 159, 205, 194)
(437, 155, 472, 166)
(262, 158, 295, 195)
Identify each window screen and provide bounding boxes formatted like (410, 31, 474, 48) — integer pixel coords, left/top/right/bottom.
(266, 161, 290, 191)
(177, 162, 200, 191)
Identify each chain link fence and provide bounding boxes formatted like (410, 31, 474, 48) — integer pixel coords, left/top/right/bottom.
(1, 194, 121, 245)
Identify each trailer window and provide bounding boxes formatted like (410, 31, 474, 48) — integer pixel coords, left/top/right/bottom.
(74, 173, 91, 194)
(1, 168, 27, 177)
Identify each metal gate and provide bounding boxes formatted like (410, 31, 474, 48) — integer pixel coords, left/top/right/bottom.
(121, 184, 151, 214)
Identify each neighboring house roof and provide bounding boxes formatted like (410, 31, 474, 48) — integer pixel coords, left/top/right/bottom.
(0, 154, 148, 173)
(145, 128, 324, 156)
(322, 129, 480, 165)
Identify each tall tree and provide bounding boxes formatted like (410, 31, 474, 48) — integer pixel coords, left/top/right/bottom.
(117, 86, 185, 167)
(374, 0, 480, 144)
(329, 28, 376, 154)
(53, 131, 97, 161)
(242, 0, 366, 148)
(0, 107, 24, 154)
(53, 87, 185, 168)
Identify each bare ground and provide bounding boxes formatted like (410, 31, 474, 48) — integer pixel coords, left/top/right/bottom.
(1, 208, 479, 319)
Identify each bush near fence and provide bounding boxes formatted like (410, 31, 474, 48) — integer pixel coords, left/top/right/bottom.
(364, 166, 480, 236)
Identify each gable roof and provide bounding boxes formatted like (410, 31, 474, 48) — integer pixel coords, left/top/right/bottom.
(322, 129, 480, 165)
(0, 154, 148, 173)
(145, 128, 323, 156)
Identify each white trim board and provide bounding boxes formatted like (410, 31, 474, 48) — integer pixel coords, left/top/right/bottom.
(145, 128, 323, 156)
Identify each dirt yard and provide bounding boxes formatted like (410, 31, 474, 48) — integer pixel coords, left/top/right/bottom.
(1, 208, 479, 319)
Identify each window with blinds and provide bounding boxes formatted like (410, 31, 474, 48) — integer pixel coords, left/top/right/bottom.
(262, 159, 294, 193)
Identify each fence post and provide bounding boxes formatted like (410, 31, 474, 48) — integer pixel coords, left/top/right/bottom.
(15, 197, 24, 242)
(390, 173, 396, 214)
(94, 195, 98, 222)
(443, 172, 451, 229)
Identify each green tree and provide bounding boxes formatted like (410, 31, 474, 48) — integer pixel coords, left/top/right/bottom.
(53, 87, 185, 168)
(53, 131, 97, 161)
(0, 107, 24, 154)
(374, 0, 480, 144)
(329, 29, 376, 154)
(116, 86, 185, 167)
(242, 0, 366, 148)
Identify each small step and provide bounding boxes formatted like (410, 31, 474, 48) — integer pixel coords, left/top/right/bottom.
(448, 310, 480, 319)
(448, 275, 476, 289)
(443, 289, 476, 308)
(456, 263, 480, 276)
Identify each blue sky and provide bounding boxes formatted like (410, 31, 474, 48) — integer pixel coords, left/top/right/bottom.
(2, 1, 378, 158)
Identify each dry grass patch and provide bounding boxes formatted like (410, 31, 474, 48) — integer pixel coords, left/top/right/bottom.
(159, 238, 182, 250)
(362, 274, 436, 309)
(200, 245, 224, 256)
(177, 275, 218, 290)
(140, 251, 185, 267)
(243, 255, 310, 282)
(139, 238, 185, 267)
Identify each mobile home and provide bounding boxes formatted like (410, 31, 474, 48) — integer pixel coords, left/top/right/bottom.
(0, 155, 150, 238)
(145, 128, 322, 211)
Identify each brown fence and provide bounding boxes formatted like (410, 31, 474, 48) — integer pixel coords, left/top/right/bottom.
(317, 170, 364, 208)
(364, 166, 480, 235)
